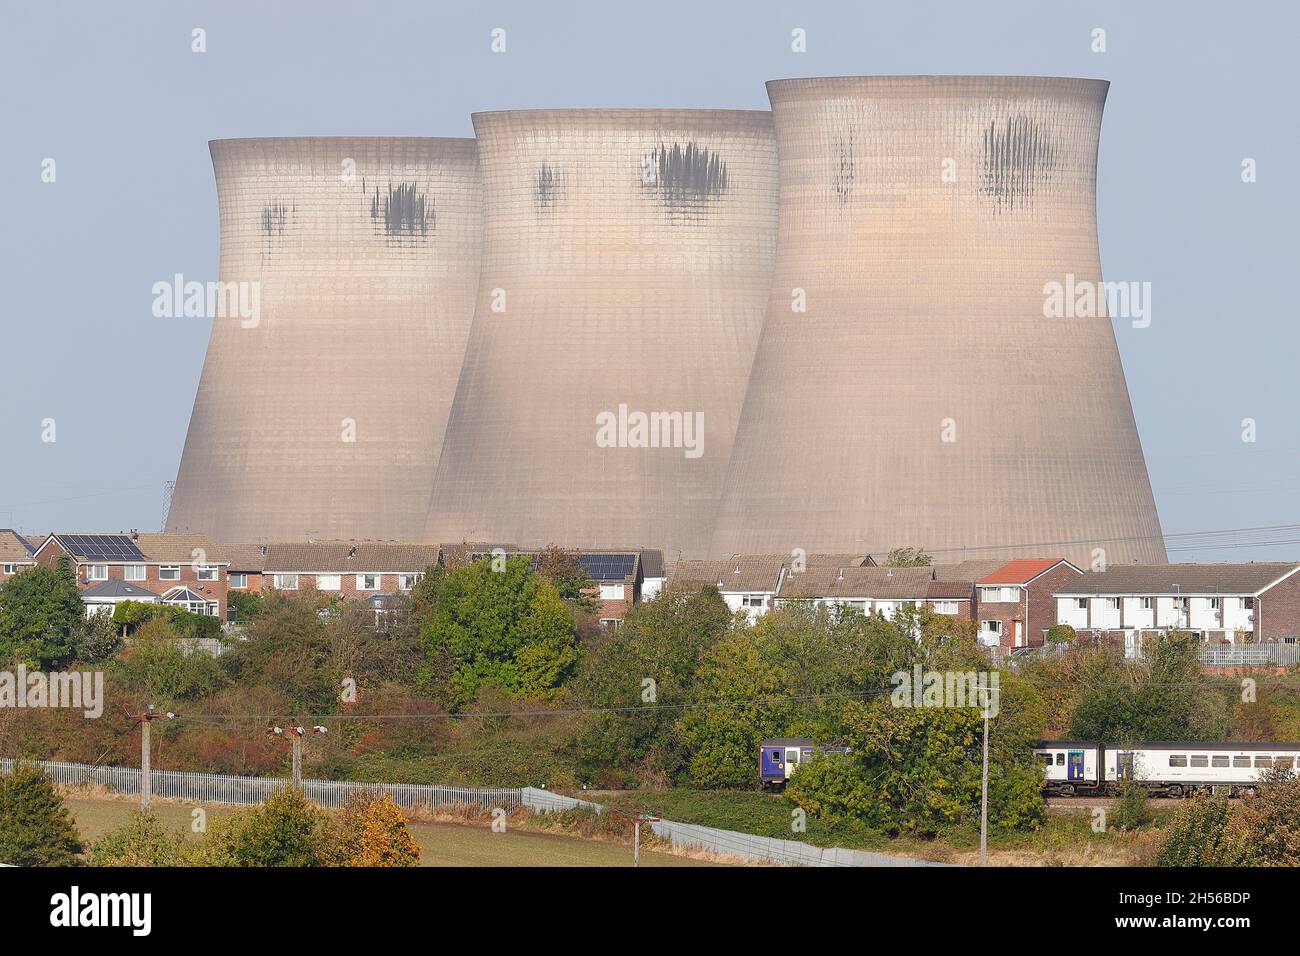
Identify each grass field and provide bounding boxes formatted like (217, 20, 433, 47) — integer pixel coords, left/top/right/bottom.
(593, 788, 1166, 865)
(62, 796, 718, 868)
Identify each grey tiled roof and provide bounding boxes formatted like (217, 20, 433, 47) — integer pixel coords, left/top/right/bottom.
(1055, 564, 1300, 597)
(264, 541, 442, 574)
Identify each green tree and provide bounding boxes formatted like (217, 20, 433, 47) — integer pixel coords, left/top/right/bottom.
(574, 585, 731, 785)
(0, 762, 84, 865)
(0, 559, 85, 667)
(1044, 623, 1076, 645)
(884, 547, 932, 567)
(225, 593, 338, 714)
(89, 810, 190, 866)
(786, 685, 1045, 837)
(513, 581, 580, 698)
(422, 557, 577, 707)
(1069, 633, 1226, 742)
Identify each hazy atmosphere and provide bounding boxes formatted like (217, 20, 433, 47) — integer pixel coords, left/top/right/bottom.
(2, 0, 1296, 560)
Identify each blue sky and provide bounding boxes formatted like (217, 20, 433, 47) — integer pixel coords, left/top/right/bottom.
(1, 0, 1295, 560)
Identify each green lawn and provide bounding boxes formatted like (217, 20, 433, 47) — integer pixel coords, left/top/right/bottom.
(62, 796, 717, 868)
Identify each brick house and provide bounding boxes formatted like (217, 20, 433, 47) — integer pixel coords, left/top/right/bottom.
(33, 532, 230, 618)
(1054, 563, 1300, 655)
(259, 541, 441, 600)
(0, 530, 39, 582)
(973, 558, 1082, 650)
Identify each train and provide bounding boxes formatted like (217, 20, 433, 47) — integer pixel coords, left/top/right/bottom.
(759, 737, 1300, 797)
(759, 738, 850, 791)
(1035, 740, 1300, 797)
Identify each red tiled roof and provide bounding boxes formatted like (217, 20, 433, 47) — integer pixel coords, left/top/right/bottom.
(978, 558, 1071, 585)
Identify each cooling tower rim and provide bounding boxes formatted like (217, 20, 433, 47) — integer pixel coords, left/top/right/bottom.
(766, 74, 1109, 99)
(471, 108, 773, 133)
(209, 135, 476, 150)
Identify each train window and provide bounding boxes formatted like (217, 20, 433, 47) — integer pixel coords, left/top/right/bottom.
(1169, 755, 1187, 767)
(1056, 753, 1065, 766)
(1255, 756, 1272, 768)
(1234, 756, 1251, 768)
(1190, 755, 1209, 768)
(1277, 757, 1295, 769)
(1039, 754, 1053, 766)
(1211, 756, 1229, 768)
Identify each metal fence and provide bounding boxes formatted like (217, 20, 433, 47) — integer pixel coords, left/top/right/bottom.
(1200, 643, 1300, 667)
(521, 788, 954, 868)
(0, 758, 520, 811)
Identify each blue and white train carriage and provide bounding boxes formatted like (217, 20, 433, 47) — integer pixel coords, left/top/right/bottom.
(759, 738, 849, 791)
(1035, 740, 1300, 797)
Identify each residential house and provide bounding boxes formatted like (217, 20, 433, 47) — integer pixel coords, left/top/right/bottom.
(639, 549, 666, 602)
(973, 558, 1082, 650)
(669, 555, 789, 620)
(260, 541, 441, 600)
(1054, 563, 1300, 655)
(33, 532, 230, 618)
(0, 530, 39, 582)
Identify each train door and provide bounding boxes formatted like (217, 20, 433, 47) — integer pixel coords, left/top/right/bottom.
(761, 747, 785, 781)
(784, 747, 802, 779)
(1068, 750, 1086, 782)
(1117, 752, 1134, 782)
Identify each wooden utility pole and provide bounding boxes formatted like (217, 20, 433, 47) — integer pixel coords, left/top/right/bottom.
(979, 674, 991, 867)
(133, 706, 175, 811)
(140, 718, 151, 811)
(631, 812, 660, 868)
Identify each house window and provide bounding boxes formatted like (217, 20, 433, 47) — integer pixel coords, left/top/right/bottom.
(317, 574, 341, 591)
(272, 574, 298, 590)
(356, 574, 381, 591)
(197, 565, 218, 582)
(2, 564, 15, 575)
(1209, 597, 1222, 610)
(981, 620, 1003, 635)
(741, 594, 766, 608)
(598, 584, 624, 601)
(1244, 597, 1255, 610)
(159, 566, 180, 581)
(124, 565, 146, 581)
(931, 601, 958, 614)
(398, 573, 420, 591)
(229, 573, 248, 589)
(87, 565, 108, 581)
(1140, 597, 1154, 610)
(1106, 598, 1121, 611)
(1173, 597, 1188, 609)
(1076, 598, 1087, 610)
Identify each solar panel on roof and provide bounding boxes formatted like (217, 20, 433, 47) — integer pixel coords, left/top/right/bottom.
(578, 553, 635, 580)
(63, 533, 145, 561)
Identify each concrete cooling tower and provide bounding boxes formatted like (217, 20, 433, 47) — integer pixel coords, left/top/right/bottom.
(425, 110, 778, 560)
(711, 76, 1165, 567)
(167, 137, 481, 543)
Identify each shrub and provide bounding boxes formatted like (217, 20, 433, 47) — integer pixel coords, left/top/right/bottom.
(1154, 794, 1246, 866)
(89, 811, 190, 866)
(208, 786, 325, 867)
(319, 789, 420, 867)
(1112, 780, 1153, 831)
(0, 762, 84, 865)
